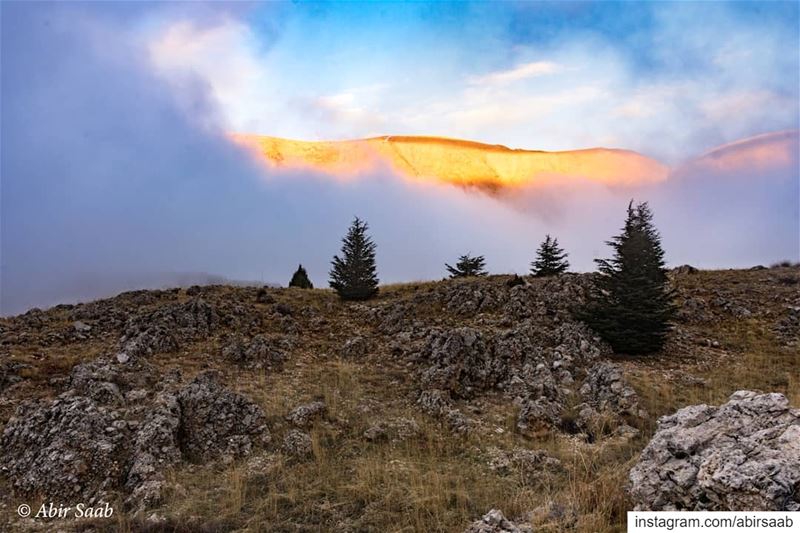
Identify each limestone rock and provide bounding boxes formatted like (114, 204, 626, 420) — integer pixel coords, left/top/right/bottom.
(125, 391, 182, 505)
(0, 394, 130, 501)
(629, 391, 800, 511)
(341, 336, 369, 358)
(363, 417, 420, 442)
(282, 429, 313, 458)
(463, 509, 532, 533)
(221, 334, 289, 368)
(285, 401, 326, 428)
(486, 447, 563, 486)
(674, 265, 699, 275)
(420, 327, 494, 397)
(177, 371, 268, 462)
(119, 298, 221, 360)
(516, 397, 563, 435)
(579, 362, 647, 424)
(417, 389, 470, 434)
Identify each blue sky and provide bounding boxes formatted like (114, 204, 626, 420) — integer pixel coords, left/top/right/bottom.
(1, 1, 798, 314)
(136, 1, 800, 162)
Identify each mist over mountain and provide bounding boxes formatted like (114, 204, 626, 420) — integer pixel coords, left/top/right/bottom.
(1, 272, 268, 317)
(1, 2, 798, 317)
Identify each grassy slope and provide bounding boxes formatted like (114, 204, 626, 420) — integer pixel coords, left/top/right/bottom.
(0, 268, 798, 532)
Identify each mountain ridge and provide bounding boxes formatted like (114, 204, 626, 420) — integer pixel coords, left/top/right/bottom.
(231, 133, 671, 190)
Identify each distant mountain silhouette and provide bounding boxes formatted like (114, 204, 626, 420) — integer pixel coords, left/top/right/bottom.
(0, 271, 268, 316)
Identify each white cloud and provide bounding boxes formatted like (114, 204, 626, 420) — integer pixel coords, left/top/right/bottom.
(147, 18, 270, 132)
(469, 61, 561, 86)
(142, 5, 799, 163)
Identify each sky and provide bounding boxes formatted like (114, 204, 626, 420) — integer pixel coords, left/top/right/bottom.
(1, 1, 799, 315)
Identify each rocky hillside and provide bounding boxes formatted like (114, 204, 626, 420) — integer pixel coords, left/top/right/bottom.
(0, 267, 798, 532)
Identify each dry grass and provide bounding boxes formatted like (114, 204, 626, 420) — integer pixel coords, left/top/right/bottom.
(2, 268, 797, 533)
(148, 346, 651, 532)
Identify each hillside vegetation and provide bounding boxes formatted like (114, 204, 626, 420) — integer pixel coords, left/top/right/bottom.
(0, 266, 798, 532)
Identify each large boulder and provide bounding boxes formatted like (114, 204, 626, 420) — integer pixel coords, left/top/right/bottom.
(419, 327, 495, 397)
(0, 394, 131, 502)
(1, 367, 271, 508)
(69, 355, 158, 404)
(578, 362, 640, 414)
(516, 396, 563, 436)
(177, 371, 268, 462)
(629, 391, 800, 511)
(125, 391, 183, 509)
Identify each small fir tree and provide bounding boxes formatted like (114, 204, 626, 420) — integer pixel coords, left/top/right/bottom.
(289, 264, 313, 289)
(329, 217, 379, 300)
(579, 201, 675, 355)
(445, 254, 488, 278)
(531, 235, 570, 277)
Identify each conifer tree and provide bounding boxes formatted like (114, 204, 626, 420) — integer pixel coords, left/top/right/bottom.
(289, 264, 313, 289)
(579, 201, 675, 355)
(445, 254, 488, 278)
(329, 217, 379, 300)
(531, 235, 570, 277)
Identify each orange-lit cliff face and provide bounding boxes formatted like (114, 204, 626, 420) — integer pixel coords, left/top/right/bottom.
(231, 134, 670, 191)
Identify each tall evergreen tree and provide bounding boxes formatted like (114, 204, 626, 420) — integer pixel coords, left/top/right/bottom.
(329, 217, 379, 300)
(531, 235, 570, 277)
(579, 201, 675, 355)
(445, 254, 488, 278)
(289, 264, 313, 289)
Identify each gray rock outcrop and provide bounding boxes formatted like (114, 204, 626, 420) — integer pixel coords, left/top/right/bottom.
(285, 401, 327, 428)
(629, 390, 800, 511)
(177, 371, 268, 462)
(0, 365, 269, 511)
(282, 429, 313, 458)
(118, 298, 221, 361)
(221, 333, 289, 368)
(486, 447, 563, 486)
(0, 394, 130, 501)
(463, 509, 532, 533)
(574, 362, 646, 437)
(420, 327, 494, 397)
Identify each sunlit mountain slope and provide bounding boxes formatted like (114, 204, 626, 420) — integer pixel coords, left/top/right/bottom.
(231, 134, 670, 191)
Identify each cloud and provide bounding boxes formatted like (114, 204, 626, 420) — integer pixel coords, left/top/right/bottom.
(673, 129, 799, 177)
(1, 3, 268, 314)
(654, 130, 799, 269)
(2, 2, 797, 317)
(296, 91, 388, 137)
(468, 60, 561, 85)
(147, 17, 276, 133)
(142, 2, 798, 164)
